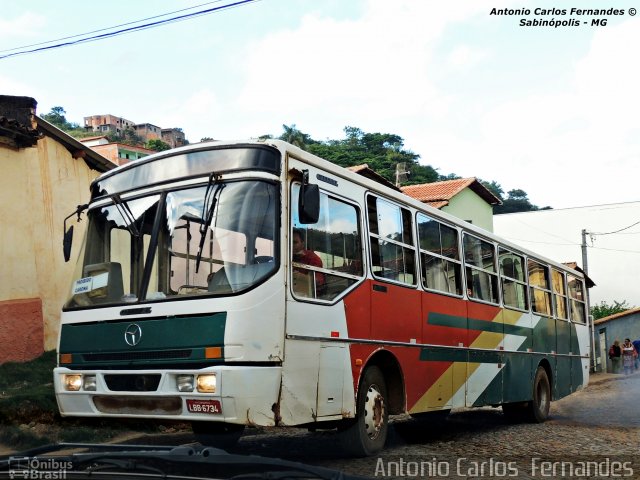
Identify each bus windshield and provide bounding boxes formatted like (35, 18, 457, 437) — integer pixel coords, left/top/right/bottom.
(64, 179, 278, 309)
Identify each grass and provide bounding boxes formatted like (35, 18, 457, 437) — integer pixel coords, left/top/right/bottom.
(0, 351, 183, 452)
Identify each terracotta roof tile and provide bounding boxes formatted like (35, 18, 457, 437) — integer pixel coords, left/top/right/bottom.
(401, 177, 502, 207)
(402, 178, 475, 202)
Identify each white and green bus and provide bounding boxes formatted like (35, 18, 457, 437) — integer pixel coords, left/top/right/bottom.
(55, 140, 590, 455)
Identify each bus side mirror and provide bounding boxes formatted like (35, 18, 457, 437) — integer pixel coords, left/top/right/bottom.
(299, 183, 320, 224)
(63, 226, 74, 262)
(62, 203, 88, 262)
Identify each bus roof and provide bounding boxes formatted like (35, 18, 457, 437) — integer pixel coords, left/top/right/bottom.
(90, 138, 586, 280)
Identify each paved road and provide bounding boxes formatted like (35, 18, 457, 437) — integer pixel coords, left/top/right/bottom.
(143, 371, 640, 478)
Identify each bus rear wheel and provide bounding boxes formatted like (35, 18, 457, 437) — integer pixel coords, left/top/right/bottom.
(191, 421, 244, 449)
(339, 366, 388, 456)
(526, 366, 551, 423)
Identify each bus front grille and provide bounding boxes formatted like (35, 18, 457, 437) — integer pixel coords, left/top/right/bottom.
(104, 374, 161, 392)
(82, 349, 192, 362)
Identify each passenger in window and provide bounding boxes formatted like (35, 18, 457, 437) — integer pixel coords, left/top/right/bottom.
(292, 229, 325, 295)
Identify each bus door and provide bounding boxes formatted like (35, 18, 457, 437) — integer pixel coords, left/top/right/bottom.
(367, 196, 424, 406)
(552, 269, 571, 397)
(415, 213, 466, 411)
(464, 235, 503, 407)
(499, 249, 531, 404)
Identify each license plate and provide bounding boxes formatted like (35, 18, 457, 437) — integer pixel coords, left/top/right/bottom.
(186, 399, 222, 414)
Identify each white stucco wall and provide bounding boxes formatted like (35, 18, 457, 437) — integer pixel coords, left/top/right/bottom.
(494, 202, 640, 306)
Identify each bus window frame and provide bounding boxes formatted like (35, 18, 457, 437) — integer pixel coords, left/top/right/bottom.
(289, 182, 366, 305)
(551, 268, 569, 321)
(462, 232, 500, 306)
(527, 258, 553, 317)
(416, 212, 464, 299)
(365, 193, 418, 289)
(498, 246, 529, 313)
(567, 273, 587, 324)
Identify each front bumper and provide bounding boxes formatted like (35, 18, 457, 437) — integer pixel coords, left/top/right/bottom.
(53, 365, 282, 426)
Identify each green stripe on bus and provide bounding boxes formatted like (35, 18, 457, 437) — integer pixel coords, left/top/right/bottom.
(427, 312, 532, 337)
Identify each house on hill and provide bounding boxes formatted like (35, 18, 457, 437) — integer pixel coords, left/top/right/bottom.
(402, 178, 502, 232)
(79, 135, 154, 165)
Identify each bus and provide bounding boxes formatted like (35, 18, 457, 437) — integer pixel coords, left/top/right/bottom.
(54, 139, 590, 456)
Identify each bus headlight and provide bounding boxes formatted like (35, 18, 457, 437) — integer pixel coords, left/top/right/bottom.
(177, 374, 194, 392)
(63, 374, 82, 391)
(83, 375, 97, 391)
(197, 374, 216, 393)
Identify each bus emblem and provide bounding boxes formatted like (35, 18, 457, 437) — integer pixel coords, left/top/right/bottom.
(124, 324, 142, 346)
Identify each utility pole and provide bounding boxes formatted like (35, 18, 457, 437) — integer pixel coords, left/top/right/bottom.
(582, 229, 597, 372)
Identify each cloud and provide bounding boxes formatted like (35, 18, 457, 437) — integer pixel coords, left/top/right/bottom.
(0, 12, 46, 40)
(406, 16, 640, 208)
(446, 45, 489, 70)
(0, 75, 43, 99)
(236, 0, 496, 129)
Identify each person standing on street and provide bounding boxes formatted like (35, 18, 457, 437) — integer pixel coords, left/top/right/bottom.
(609, 340, 622, 374)
(632, 338, 640, 370)
(621, 338, 636, 375)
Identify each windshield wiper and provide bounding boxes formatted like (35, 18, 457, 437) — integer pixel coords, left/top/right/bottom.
(195, 173, 224, 274)
(112, 193, 141, 238)
(0, 443, 365, 480)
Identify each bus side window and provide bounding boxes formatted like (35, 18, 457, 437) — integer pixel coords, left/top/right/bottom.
(528, 259, 552, 316)
(367, 195, 416, 286)
(463, 233, 498, 304)
(291, 184, 363, 301)
(417, 213, 462, 295)
(567, 274, 586, 323)
(498, 248, 528, 311)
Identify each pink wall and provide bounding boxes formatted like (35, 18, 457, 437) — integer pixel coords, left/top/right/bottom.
(0, 298, 44, 363)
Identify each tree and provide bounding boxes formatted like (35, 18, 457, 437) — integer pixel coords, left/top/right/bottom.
(278, 124, 314, 149)
(146, 139, 171, 152)
(494, 188, 551, 214)
(42, 106, 79, 130)
(591, 300, 633, 320)
(285, 125, 439, 186)
(480, 180, 504, 201)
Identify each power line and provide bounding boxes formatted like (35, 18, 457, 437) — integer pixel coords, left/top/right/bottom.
(0, 1, 229, 54)
(590, 220, 640, 236)
(0, 0, 260, 61)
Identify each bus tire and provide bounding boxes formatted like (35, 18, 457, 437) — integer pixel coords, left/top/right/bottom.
(191, 421, 244, 449)
(526, 366, 551, 423)
(340, 366, 388, 456)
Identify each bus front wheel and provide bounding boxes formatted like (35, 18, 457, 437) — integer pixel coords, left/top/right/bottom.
(340, 366, 388, 456)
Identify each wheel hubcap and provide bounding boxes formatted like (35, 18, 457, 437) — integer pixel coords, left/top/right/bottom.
(364, 384, 385, 440)
(537, 382, 549, 413)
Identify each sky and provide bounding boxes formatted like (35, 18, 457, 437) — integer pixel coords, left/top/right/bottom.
(1, 0, 638, 209)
